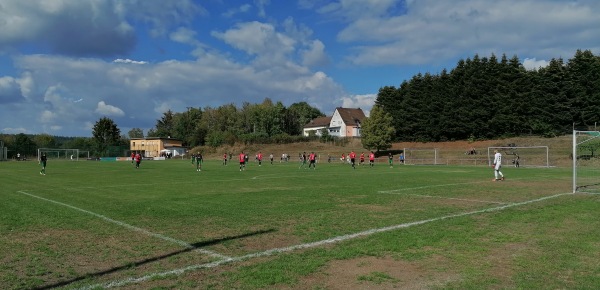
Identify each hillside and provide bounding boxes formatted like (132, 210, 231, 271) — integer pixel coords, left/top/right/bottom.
(192, 135, 574, 167)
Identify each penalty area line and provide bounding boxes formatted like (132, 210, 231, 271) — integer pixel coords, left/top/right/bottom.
(16, 190, 231, 260)
(80, 192, 570, 290)
(406, 193, 506, 204)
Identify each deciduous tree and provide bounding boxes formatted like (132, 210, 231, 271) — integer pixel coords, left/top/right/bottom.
(92, 117, 121, 156)
(361, 105, 395, 151)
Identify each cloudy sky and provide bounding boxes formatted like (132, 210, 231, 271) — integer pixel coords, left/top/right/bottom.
(1, 0, 598, 137)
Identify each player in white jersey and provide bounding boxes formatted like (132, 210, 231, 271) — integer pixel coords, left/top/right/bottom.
(492, 150, 505, 181)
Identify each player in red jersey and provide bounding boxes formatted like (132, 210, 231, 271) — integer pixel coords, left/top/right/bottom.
(349, 151, 356, 169)
(239, 151, 246, 171)
(308, 152, 316, 169)
(369, 151, 375, 167)
(257, 152, 263, 166)
(359, 152, 365, 166)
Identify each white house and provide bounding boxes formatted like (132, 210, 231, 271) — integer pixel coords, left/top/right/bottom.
(302, 116, 332, 136)
(303, 107, 366, 137)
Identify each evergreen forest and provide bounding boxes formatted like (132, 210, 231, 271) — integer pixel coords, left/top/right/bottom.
(376, 49, 600, 141)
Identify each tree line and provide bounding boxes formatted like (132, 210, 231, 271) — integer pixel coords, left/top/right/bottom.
(0, 100, 324, 158)
(143, 99, 324, 148)
(376, 49, 600, 142)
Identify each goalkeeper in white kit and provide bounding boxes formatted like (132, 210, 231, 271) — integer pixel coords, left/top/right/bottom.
(492, 150, 505, 181)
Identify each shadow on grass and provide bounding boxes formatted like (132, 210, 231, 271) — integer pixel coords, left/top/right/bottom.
(34, 228, 276, 290)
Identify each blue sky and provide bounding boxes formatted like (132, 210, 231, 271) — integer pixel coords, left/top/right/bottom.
(1, 0, 599, 137)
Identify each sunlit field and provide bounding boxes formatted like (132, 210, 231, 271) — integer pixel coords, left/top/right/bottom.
(1, 157, 599, 289)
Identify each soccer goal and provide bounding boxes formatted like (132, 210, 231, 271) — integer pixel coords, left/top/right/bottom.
(403, 148, 440, 165)
(573, 131, 600, 193)
(487, 146, 549, 168)
(37, 148, 81, 161)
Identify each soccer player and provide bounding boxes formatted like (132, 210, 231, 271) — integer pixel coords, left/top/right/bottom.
(39, 153, 47, 175)
(349, 151, 356, 169)
(131, 152, 135, 164)
(369, 151, 375, 167)
(269, 153, 274, 165)
(308, 152, 316, 169)
(399, 153, 405, 164)
(341, 153, 345, 163)
(191, 153, 195, 166)
(492, 150, 505, 181)
(223, 153, 228, 165)
(359, 152, 365, 166)
(239, 151, 246, 171)
(196, 153, 203, 172)
(388, 153, 393, 168)
(258, 152, 263, 166)
(299, 152, 307, 169)
(135, 152, 141, 169)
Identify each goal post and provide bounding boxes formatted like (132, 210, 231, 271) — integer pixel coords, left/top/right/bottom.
(403, 148, 440, 165)
(37, 148, 80, 161)
(573, 130, 600, 193)
(487, 146, 549, 168)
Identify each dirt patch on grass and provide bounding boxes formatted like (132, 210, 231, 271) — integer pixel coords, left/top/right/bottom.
(289, 255, 459, 290)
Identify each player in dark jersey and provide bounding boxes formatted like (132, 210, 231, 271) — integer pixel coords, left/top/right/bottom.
(39, 153, 47, 175)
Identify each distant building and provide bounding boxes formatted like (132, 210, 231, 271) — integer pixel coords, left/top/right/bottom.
(303, 107, 366, 137)
(302, 116, 332, 137)
(130, 137, 185, 157)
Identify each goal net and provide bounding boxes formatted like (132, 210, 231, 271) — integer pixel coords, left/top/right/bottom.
(487, 146, 549, 168)
(573, 131, 600, 193)
(37, 148, 81, 161)
(403, 148, 439, 165)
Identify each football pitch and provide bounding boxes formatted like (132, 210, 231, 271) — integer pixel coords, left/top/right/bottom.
(2, 158, 600, 289)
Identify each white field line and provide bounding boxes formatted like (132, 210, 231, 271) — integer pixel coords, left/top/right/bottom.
(378, 180, 491, 193)
(16, 191, 231, 260)
(406, 193, 506, 204)
(79, 192, 570, 290)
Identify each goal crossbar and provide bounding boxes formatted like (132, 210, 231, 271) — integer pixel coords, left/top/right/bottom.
(37, 148, 81, 161)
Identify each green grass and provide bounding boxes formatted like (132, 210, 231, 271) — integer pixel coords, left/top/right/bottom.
(1, 158, 599, 289)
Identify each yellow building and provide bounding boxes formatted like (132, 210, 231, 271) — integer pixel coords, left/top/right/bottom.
(130, 137, 184, 157)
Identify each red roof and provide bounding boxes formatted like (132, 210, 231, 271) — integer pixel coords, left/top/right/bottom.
(335, 107, 366, 126)
(303, 116, 332, 128)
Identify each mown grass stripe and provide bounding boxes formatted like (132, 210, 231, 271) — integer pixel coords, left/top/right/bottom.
(16, 190, 231, 260)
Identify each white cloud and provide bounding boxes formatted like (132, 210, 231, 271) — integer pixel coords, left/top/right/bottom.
(169, 27, 200, 46)
(0, 76, 22, 104)
(113, 59, 148, 65)
(254, 0, 271, 18)
(96, 101, 125, 117)
(1, 127, 29, 134)
(0, 0, 205, 56)
(320, 0, 600, 65)
(341, 94, 376, 116)
(212, 21, 296, 63)
(40, 110, 57, 123)
(522, 58, 549, 70)
(301, 40, 329, 67)
(222, 4, 252, 18)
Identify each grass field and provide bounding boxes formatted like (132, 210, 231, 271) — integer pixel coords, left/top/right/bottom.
(1, 157, 600, 289)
